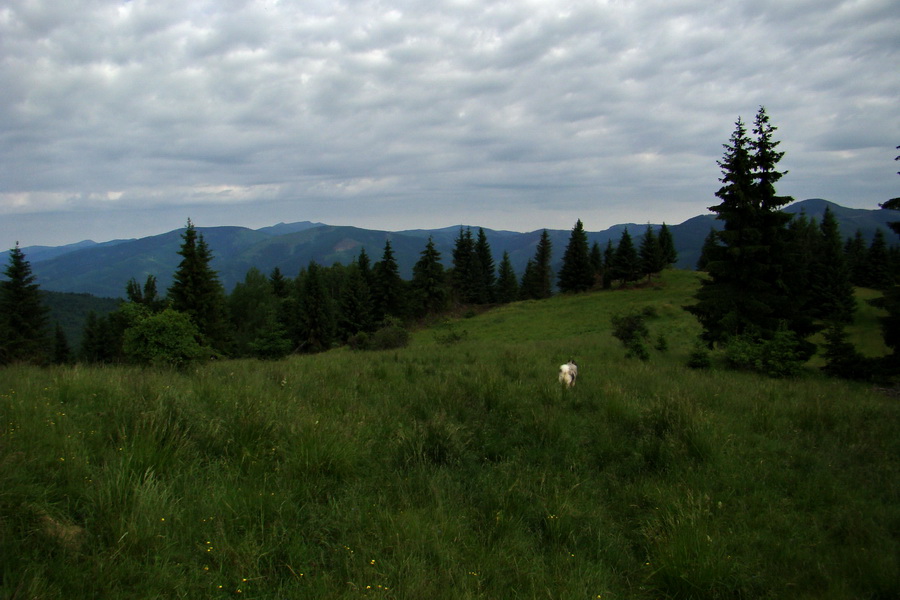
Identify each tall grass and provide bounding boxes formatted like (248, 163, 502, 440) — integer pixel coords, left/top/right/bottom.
(2, 271, 898, 598)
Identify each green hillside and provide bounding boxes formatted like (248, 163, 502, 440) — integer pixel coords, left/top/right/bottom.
(2, 271, 898, 599)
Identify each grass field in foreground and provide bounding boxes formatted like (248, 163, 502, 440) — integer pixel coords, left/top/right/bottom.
(2, 270, 898, 599)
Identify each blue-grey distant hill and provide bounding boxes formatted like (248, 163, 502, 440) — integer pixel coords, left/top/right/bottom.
(4, 199, 896, 298)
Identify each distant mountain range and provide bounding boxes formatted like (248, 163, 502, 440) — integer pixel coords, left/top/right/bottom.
(4, 199, 897, 299)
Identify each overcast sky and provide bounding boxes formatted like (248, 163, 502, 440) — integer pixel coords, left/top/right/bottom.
(2, 0, 898, 249)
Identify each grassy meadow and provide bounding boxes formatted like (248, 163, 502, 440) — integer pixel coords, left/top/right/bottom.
(2, 270, 898, 599)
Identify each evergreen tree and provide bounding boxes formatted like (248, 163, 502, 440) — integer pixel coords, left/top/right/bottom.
(451, 227, 477, 304)
(338, 264, 375, 340)
(811, 207, 856, 323)
(589, 242, 604, 287)
(495, 251, 519, 303)
(269, 266, 290, 298)
(372, 239, 405, 321)
(612, 228, 639, 286)
(845, 230, 868, 286)
(687, 108, 811, 352)
(638, 224, 664, 281)
(519, 259, 540, 300)
(410, 237, 448, 317)
(657, 223, 678, 267)
(296, 262, 336, 353)
(126, 275, 163, 311)
(228, 267, 289, 358)
(0, 244, 49, 364)
(474, 228, 496, 303)
(52, 322, 72, 365)
(557, 219, 593, 293)
(696, 228, 719, 271)
(532, 230, 554, 299)
(865, 229, 892, 289)
(168, 220, 230, 352)
(602, 240, 615, 289)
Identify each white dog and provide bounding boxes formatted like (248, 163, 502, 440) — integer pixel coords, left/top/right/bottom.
(558, 360, 578, 388)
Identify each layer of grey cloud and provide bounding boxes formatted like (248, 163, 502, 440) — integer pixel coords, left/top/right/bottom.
(1, 0, 898, 248)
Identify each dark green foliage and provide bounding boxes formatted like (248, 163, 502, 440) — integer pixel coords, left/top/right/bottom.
(495, 251, 519, 303)
(52, 322, 72, 365)
(474, 228, 496, 303)
(638, 224, 665, 281)
(865, 229, 892, 289)
(724, 324, 807, 378)
(520, 230, 553, 300)
(122, 307, 206, 367)
(695, 228, 719, 271)
(296, 262, 337, 353)
(811, 207, 856, 323)
(372, 240, 405, 321)
(450, 227, 496, 304)
(228, 267, 290, 359)
(410, 237, 448, 317)
(611, 310, 651, 360)
(688, 108, 816, 356)
(352, 317, 410, 350)
(658, 223, 677, 267)
(167, 220, 230, 352)
(845, 230, 868, 286)
(450, 227, 477, 304)
(602, 240, 615, 289)
(125, 275, 162, 311)
(557, 219, 594, 293)
(337, 262, 375, 341)
(0, 244, 50, 364)
(611, 227, 640, 286)
(821, 322, 874, 380)
(686, 340, 712, 369)
(589, 241, 604, 286)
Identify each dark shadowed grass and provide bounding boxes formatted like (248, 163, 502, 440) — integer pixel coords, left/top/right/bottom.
(2, 271, 898, 599)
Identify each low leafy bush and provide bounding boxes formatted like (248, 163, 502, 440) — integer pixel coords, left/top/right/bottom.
(611, 310, 651, 360)
(724, 325, 806, 378)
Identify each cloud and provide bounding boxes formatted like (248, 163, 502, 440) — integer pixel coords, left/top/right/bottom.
(1, 0, 898, 248)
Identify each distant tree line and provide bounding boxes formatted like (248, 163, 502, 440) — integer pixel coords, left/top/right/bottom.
(1, 215, 678, 367)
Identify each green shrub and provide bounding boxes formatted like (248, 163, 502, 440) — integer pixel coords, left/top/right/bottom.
(122, 308, 207, 368)
(611, 310, 651, 360)
(724, 325, 806, 378)
(368, 321, 410, 350)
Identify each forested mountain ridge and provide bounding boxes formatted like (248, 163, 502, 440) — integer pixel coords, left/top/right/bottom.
(3, 199, 895, 298)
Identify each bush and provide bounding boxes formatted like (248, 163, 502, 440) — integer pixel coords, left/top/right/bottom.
(611, 310, 651, 361)
(821, 322, 876, 381)
(122, 308, 207, 368)
(351, 318, 410, 351)
(687, 341, 711, 369)
(724, 325, 807, 378)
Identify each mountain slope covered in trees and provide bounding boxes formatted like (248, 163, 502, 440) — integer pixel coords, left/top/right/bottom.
(2, 199, 896, 298)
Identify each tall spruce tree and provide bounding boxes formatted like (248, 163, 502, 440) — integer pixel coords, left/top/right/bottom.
(495, 251, 519, 303)
(612, 227, 639, 286)
(474, 228, 496, 303)
(372, 239, 405, 321)
(338, 264, 374, 340)
(0, 244, 49, 364)
(411, 237, 448, 317)
(688, 108, 813, 353)
(297, 261, 336, 353)
(657, 223, 677, 267)
(532, 230, 554, 299)
(451, 227, 477, 304)
(557, 219, 593, 293)
(811, 207, 856, 323)
(168, 220, 229, 352)
(638, 224, 664, 281)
